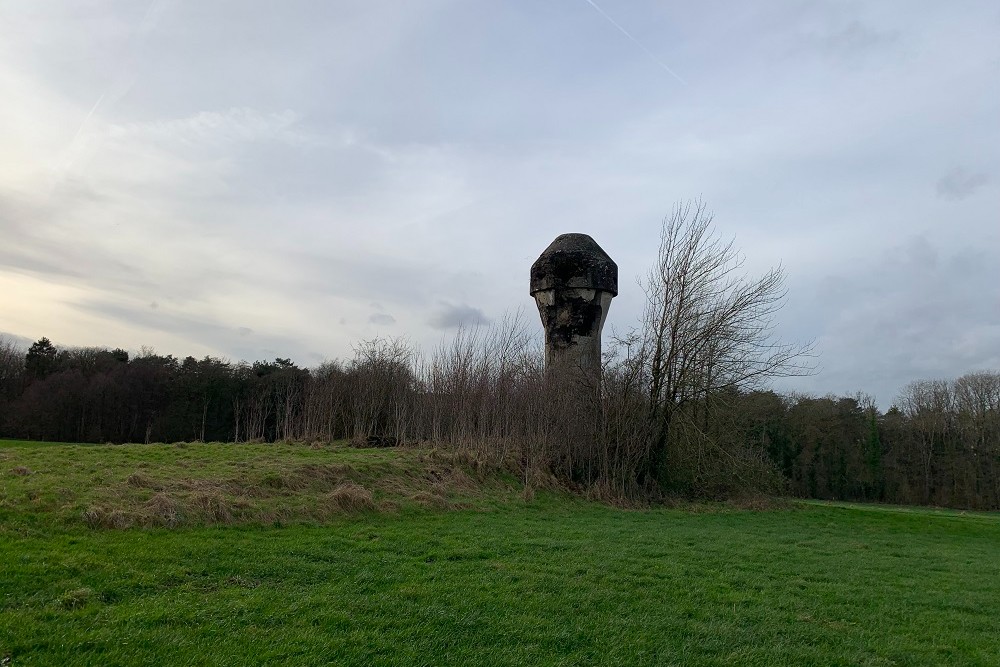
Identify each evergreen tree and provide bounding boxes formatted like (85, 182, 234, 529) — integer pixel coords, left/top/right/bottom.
(25, 337, 58, 380)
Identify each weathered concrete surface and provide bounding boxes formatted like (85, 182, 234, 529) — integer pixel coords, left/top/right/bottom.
(530, 233, 618, 378)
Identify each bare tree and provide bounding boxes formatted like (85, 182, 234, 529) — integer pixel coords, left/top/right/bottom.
(639, 200, 814, 486)
(0, 335, 24, 389)
(898, 379, 954, 504)
(0, 336, 26, 435)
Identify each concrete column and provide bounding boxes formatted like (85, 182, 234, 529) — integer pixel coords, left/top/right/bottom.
(530, 234, 618, 380)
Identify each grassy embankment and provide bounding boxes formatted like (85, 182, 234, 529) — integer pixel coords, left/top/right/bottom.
(2, 439, 999, 666)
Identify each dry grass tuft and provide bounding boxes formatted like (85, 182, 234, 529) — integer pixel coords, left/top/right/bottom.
(409, 490, 451, 509)
(10, 466, 33, 476)
(126, 472, 160, 489)
(260, 472, 288, 490)
(82, 506, 132, 529)
(327, 482, 375, 512)
(189, 491, 234, 523)
(293, 463, 356, 490)
(144, 492, 182, 527)
(437, 465, 478, 493)
(57, 587, 93, 609)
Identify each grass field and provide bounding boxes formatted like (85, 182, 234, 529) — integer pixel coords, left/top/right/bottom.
(2, 440, 999, 666)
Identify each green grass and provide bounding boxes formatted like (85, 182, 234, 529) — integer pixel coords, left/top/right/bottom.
(2, 441, 999, 666)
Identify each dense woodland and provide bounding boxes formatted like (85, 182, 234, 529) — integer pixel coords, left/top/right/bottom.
(2, 330, 998, 510)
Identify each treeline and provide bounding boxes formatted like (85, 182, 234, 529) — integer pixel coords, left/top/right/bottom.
(695, 380, 1000, 509)
(1, 331, 998, 509)
(0, 325, 548, 450)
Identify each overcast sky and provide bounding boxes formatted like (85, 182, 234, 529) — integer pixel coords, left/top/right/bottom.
(1, 1, 998, 406)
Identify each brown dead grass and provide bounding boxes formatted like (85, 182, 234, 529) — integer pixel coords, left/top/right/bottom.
(292, 462, 357, 489)
(126, 472, 160, 489)
(82, 506, 132, 529)
(10, 466, 33, 476)
(85, 489, 259, 529)
(188, 491, 236, 523)
(409, 490, 452, 509)
(143, 492, 182, 527)
(326, 482, 375, 512)
(72, 446, 516, 530)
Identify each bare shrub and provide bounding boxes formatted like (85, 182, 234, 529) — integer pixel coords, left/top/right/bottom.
(636, 200, 813, 490)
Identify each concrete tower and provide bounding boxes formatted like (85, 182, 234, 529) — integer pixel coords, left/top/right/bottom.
(530, 233, 618, 379)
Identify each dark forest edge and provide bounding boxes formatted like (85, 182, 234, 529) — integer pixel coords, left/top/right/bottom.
(2, 329, 998, 510)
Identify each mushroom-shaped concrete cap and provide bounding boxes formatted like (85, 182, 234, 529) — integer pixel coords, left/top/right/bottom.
(530, 233, 618, 297)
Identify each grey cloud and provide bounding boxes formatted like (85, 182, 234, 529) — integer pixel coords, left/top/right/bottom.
(0, 227, 155, 296)
(290, 250, 490, 310)
(903, 235, 938, 270)
(70, 299, 316, 365)
(0, 188, 159, 293)
(936, 167, 989, 201)
(368, 313, 396, 326)
(821, 21, 898, 57)
(773, 235, 1000, 407)
(429, 303, 491, 330)
(238, 327, 253, 337)
(780, 10, 900, 65)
